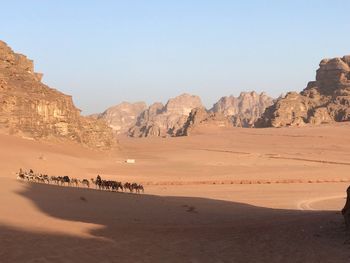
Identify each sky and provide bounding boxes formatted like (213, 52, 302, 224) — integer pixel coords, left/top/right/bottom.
(1, 1, 349, 114)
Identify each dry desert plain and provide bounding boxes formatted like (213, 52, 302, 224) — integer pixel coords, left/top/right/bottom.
(1, 124, 350, 262)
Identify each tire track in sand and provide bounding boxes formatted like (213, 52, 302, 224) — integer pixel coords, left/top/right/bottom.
(297, 195, 345, 211)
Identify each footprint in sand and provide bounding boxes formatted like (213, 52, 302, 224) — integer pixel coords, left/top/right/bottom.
(182, 204, 198, 213)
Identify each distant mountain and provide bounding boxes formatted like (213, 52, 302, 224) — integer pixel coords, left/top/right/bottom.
(95, 92, 274, 138)
(211, 91, 274, 127)
(256, 55, 350, 127)
(0, 40, 114, 149)
(174, 92, 273, 136)
(92, 102, 147, 134)
(129, 93, 203, 137)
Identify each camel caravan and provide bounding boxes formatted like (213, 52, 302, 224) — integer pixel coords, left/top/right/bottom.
(16, 168, 144, 194)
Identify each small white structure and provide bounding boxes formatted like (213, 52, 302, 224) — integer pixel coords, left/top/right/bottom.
(126, 159, 136, 164)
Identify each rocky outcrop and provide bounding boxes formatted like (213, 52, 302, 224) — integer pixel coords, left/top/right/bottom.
(0, 40, 115, 148)
(176, 107, 232, 136)
(128, 102, 164, 137)
(341, 186, 350, 230)
(211, 91, 274, 127)
(256, 55, 350, 127)
(128, 93, 203, 137)
(128, 92, 273, 137)
(93, 102, 147, 134)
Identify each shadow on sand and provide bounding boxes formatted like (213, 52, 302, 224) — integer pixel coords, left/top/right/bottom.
(1, 182, 349, 263)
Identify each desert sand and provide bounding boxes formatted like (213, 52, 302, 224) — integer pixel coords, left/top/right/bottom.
(1, 124, 350, 262)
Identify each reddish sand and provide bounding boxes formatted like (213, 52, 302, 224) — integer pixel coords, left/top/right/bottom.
(1, 124, 350, 262)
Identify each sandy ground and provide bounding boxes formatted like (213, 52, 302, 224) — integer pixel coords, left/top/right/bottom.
(1, 123, 350, 262)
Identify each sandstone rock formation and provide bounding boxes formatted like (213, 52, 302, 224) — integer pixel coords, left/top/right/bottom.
(211, 91, 274, 127)
(176, 107, 232, 136)
(0, 40, 115, 148)
(93, 102, 147, 134)
(341, 186, 350, 230)
(256, 55, 350, 127)
(128, 94, 203, 137)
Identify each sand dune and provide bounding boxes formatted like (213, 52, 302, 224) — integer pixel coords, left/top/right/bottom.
(1, 124, 350, 262)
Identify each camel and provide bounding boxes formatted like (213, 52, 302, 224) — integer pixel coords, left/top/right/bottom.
(109, 181, 123, 191)
(50, 176, 60, 185)
(57, 176, 70, 186)
(79, 179, 90, 188)
(35, 175, 45, 183)
(90, 178, 96, 187)
(124, 182, 132, 192)
(131, 183, 144, 193)
(90, 178, 101, 189)
(96, 175, 102, 185)
(17, 168, 25, 180)
(17, 173, 25, 180)
(137, 184, 144, 193)
(70, 178, 79, 187)
(41, 174, 50, 184)
(116, 181, 123, 191)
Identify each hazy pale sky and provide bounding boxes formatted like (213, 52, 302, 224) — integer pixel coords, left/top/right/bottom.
(1, 1, 349, 114)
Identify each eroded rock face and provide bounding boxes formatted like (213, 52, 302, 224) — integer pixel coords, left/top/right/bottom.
(211, 91, 274, 127)
(256, 55, 350, 127)
(128, 94, 203, 137)
(176, 107, 232, 136)
(0, 40, 115, 149)
(94, 102, 147, 134)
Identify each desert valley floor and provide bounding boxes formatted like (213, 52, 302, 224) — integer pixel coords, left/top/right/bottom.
(1, 124, 350, 262)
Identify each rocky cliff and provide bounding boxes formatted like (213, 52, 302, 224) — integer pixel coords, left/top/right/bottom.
(127, 92, 272, 137)
(0, 40, 115, 148)
(256, 55, 350, 127)
(128, 93, 203, 137)
(176, 107, 232, 136)
(211, 91, 274, 127)
(93, 102, 147, 134)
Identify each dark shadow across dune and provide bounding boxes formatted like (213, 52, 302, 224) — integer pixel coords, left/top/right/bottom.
(1, 182, 349, 263)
